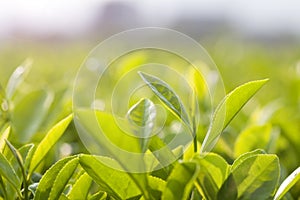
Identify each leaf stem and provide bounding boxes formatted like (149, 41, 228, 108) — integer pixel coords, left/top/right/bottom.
(193, 124, 197, 153)
(191, 91, 198, 153)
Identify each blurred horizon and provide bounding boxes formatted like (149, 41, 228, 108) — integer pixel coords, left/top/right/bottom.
(0, 0, 300, 44)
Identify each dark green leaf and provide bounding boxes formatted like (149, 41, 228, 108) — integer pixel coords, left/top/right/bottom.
(0, 152, 21, 191)
(217, 174, 238, 200)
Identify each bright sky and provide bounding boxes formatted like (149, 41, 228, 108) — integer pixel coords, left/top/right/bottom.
(0, 0, 300, 38)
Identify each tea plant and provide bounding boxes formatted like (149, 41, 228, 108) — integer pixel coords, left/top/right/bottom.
(0, 64, 299, 199)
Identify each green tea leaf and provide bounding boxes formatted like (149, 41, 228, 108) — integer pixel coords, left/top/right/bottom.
(11, 89, 54, 142)
(5, 140, 26, 189)
(29, 114, 73, 175)
(234, 124, 272, 157)
(139, 72, 191, 128)
(67, 172, 92, 200)
(142, 176, 166, 199)
(79, 154, 141, 199)
(0, 152, 21, 191)
(162, 162, 200, 200)
(5, 140, 24, 168)
(193, 153, 229, 200)
(127, 98, 156, 152)
(148, 176, 166, 195)
(49, 157, 79, 200)
(148, 135, 177, 169)
(19, 143, 35, 171)
(274, 167, 300, 200)
(217, 174, 238, 200)
(77, 109, 141, 153)
(58, 194, 69, 200)
(231, 154, 280, 199)
(0, 126, 10, 152)
(201, 79, 268, 153)
(6, 59, 32, 100)
(34, 156, 76, 200)
(231, 149, 265, 171)
(89, 191, 107, 200)
(75, 109, 150, 195)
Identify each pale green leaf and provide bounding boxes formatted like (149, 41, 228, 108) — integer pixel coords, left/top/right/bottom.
(6, 59, 32, 100)
(49, 157, 79, 200)
(11, 90, 54, 142)
(127, 98, 156, 152)
(77, 109, 141, 153)
(148, 175, 166, 193)
(143, 176, 166, 200)
(231, 149, 265, 171)
(234, 124, 272, 157)
(79, 154, 141, 199)
(201, 79, 268, 153)
(89, 191, 107, 200)
(0, 126, 10, 152)
(34, 156, 77, 200)
(29, 114, 73, 175)
(162, 162, 200, 200)
(59, 194, 69, 200)
(67, 172, 92, 200)
(148, 135, 177, 169)
(139, 71, 191, 127)
(75, 109, 151, 184)
(231, 154, 280, 199)
(193, 153, 229, 200)
(274, 167, 300, 200)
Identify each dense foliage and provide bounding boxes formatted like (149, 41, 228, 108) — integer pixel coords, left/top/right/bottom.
(0, 42, 299, 200)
